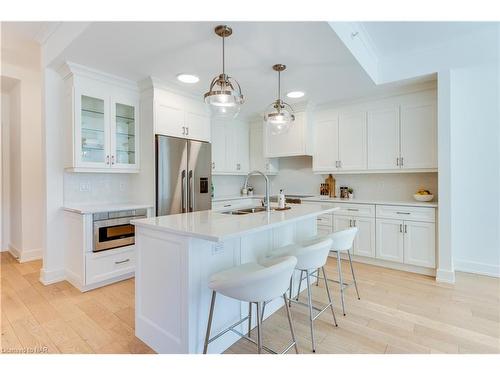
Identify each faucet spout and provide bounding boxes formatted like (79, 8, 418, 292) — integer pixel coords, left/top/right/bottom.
(243, 170, 271, 212)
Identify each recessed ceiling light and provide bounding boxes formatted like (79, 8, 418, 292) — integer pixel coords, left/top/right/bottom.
(287, 91, 305, 99)
(177, 74, 200, 84)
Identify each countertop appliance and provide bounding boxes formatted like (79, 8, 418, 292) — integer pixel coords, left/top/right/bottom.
(156, 135, 212, 216)
(93, 209, 147, 252)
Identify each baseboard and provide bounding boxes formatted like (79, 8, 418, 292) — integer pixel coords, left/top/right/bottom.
(39, 268, 66, 285)
(7, 243, 42, 263)
(436, 268, 456, 283)
(454, 259, 500, 278)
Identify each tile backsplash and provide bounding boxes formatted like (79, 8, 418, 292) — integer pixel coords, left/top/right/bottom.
(63, 172, 137, 205)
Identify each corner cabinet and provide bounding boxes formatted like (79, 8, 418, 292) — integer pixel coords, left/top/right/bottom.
(264, 107, 314, 158)
(249, 120, 279, 175)
(60, 63, 140, 173)
(211, 119, 249, 175)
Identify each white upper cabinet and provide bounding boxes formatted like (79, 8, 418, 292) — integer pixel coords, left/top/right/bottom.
(312, 88, 437, 174)
(264, 109, 313, 158)
(154, 88, 210, 142)
(61, 63, 140, 173)
(338, 111, 367, 170)
(400, 101, 437, 169)
(312, 118, 338, 172)
(211, 119, 249, 175)
(249, 121, 279, 175)
(367, 106, 400, 170)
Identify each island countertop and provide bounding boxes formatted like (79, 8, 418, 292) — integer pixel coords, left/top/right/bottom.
(131, 203, 338, 242)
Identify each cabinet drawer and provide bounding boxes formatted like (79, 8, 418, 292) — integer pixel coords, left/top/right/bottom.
(376, 205, 435, 222)
(85, 247, 135, 285)
(334, 203, 375, 218)
(316, 213, 333, 227)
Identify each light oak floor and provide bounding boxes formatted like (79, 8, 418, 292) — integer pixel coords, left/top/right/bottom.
(1, 252, 499, 354)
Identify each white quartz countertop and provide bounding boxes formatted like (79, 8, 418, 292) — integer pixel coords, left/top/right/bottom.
(63, 203, 153, 214)
(132, 203, 339, 242)
(302, 196, 438, 208)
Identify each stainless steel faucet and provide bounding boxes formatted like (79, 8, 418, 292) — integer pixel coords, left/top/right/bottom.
(243, 170, 271, 212)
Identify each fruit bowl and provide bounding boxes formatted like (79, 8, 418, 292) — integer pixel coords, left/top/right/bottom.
(413, 194, 434, 202)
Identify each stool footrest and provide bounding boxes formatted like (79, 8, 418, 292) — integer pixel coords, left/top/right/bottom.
(229, 321, 296, 354)
(290, 298, 333, 322)
(207, 316, 249, 345)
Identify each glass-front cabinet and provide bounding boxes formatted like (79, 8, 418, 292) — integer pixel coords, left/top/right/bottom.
(111, 99, 139, 169)
(69, 73, 140, 172)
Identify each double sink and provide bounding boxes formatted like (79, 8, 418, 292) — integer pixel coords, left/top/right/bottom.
(221, 206, 276, 215)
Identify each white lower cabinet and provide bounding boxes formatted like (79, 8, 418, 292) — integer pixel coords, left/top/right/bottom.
(403, 221, 436, 268)
(376, 217, 436, 267)
(376, 218, 405, 263)
(85, 247, 135, 285)
(334, 215, 375, 258)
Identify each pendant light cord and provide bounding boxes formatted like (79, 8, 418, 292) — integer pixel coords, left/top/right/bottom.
(278, 70, 281, 101)
(222, 34, 225, 76)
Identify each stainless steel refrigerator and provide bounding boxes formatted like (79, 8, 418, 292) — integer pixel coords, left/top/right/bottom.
(156, 135, 212, 216)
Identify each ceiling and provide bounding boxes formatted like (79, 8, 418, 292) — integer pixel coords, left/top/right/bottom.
(52, 22, 431, 117)
(1, 21, 59, 44)
(360, 22, 495, 59)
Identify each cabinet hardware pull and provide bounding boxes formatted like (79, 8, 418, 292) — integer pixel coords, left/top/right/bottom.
(223, 204, 231, 207)
(396, 157, 399, 166)
(400, 224, 403, 233)
(404, 224, 407, 233)
(115, 258, 130, 265)
(339, 160, 342, 168)
(347, 208, 359, 211)
(186, 127, 189, 136)
(401, 157, 404, 166)
(349, 219, 352, 227)
(397, 212, 410, 215)
(353, 220, 356, 226)
(111, 155, 115, 165)
(182, 126, 185, 135)
(106, 155, 110, 165)
(212, 162, 215, 169)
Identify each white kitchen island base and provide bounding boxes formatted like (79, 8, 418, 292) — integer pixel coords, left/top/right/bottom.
(133, 204, 337, 354)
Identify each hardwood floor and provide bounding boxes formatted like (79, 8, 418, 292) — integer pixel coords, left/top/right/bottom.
(1, 251, 499, 354)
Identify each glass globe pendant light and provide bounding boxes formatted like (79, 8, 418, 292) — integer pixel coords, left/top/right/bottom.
(204, 25, 244, 118)
(264, 64, 295, 135)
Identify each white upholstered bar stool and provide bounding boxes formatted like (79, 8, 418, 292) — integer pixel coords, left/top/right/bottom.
(267, 238, 338, 353)
(203, 256, 299, 354)
(303, 228, 360, 316)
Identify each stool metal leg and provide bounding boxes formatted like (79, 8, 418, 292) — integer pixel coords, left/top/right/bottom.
(203, 291, 217, 354)
(289, 275, 293, 307)
(316, 267, 320, 286)
(296, 270, 304, 301)
(256, 301, 263, 354)
(305, 270, 316, 352)
(321, 266, 338, 327)
(336, 251, 346, 316)
(248, 302, 252, 338)
(347, 250, 360, 300)
(282, 293, 299, 354)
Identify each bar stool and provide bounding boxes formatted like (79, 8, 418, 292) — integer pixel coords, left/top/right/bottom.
(203, 256, 299, 354)
(300, 228, 360, 315)
(267, 237, 338, 353)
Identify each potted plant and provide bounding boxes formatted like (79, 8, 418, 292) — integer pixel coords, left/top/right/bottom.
(348, 188, 354, 199)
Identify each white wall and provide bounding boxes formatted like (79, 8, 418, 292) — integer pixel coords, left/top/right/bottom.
(1, 34, 44, 262)
(1, 92, 11, 251)
(450, 63, 500, 277)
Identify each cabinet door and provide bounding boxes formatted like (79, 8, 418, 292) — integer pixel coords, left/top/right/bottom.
(313, 118, 339, 171)
(75, 89, 110, 168)
(333, 215, 351, 233)
(111, 97, 139, 170)
(185, 111, 210, 142)
(352, 217, 375, 258)
(264, 112, 306, 157)
(367, 106, 400, 170)
(211, 120, 226, 173)
(233, 121, 249, 174)
(400, 102, 437, 169)
(376, 218, 404, 263)
(156, 103, 185, 138)
(338, 111, 367, 170)
(403, 221, 436, 268)
(250, 124, 279, 175)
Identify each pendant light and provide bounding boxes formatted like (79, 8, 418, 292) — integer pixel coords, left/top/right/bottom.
(264, 64, 295, 135)
(204, 25, 244, 118)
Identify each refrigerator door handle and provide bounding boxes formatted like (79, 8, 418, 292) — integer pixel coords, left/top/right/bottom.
(181, 170, 187, 213)
(188, 170, 194, 212)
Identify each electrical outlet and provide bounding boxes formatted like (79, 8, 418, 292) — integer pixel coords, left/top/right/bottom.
(119, 182, 126, 192)
(79, 182, 91, 192)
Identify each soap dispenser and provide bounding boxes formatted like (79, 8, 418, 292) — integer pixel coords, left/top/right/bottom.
(278, 189, 286, 209)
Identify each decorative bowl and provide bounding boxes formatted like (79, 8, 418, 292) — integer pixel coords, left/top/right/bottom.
(413, 194, 434, 202)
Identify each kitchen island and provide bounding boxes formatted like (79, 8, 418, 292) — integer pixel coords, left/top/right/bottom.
(131, 203, 338, 354)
